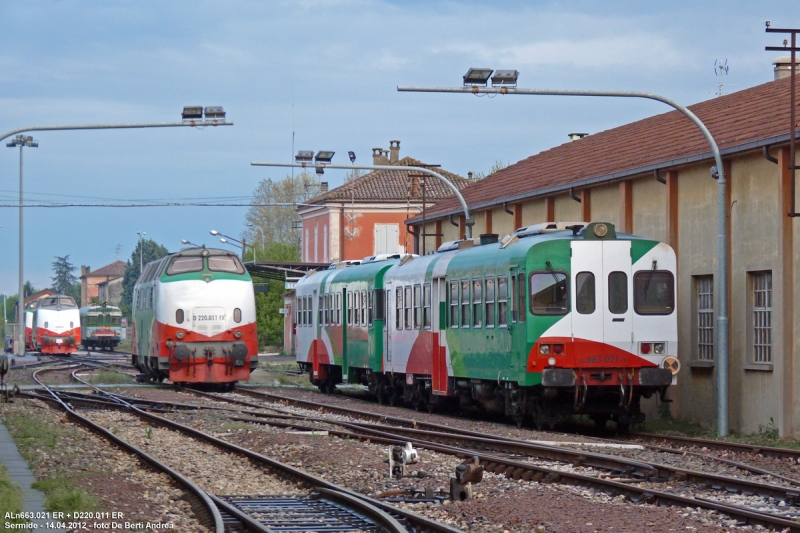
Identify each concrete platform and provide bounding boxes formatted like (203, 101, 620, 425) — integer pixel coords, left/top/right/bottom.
(0, 420, 64, 531)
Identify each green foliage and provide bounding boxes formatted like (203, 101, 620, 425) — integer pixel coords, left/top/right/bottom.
(246, 243, 299, 348)
(31, 477, 96, 514)
(0, 464, 26, 527)
(119, 239, 170, 316)
(23, 281, 38, 298)
(471, 159, 509, 181)
(89, 370, 133, 384)
(51, 255, 79, 295)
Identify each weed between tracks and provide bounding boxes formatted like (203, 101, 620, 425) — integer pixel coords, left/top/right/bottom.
(640, 414, 800, 450)
(0, 407, 97, 514)
(89, 369, 133, 385)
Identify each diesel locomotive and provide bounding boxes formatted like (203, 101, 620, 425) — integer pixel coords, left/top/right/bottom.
(79, 304, 124, 351)
(294, 222, 679, 429)
(31, 295, 81, 355)
(132, 247, 258, 386)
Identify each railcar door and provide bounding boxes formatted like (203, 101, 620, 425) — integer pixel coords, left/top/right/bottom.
(432, 277, 448, 395)
(602, 241, 633, 355)
(571, 242, 605, 358)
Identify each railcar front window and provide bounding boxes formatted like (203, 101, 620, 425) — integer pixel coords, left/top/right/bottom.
(576, 272, 596, 315)
(112, 315, 121, 326)
(167, 256, 204, 275)
(529, 272, 569, 315)
(87, 316, 97, 326)
(608, 272, 628, 314)
(208, 256, 245, 273)
(633, 271, 674, 315)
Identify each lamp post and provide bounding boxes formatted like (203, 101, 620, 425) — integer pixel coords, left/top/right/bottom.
(1, 107, 232, 359)
(210, 230, 249, 260)
(6, 135, 37, 356)
(247, 223, 265, 262)
(137, 231, 146, 275)
(181, 239, 201, 248)
(397, 74, 730, 435)
(250, 160, 475, 238)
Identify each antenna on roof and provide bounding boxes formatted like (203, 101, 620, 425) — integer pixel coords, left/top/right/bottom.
(714, 59, 730, 96)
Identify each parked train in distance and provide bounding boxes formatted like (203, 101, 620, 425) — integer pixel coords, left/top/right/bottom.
(295, 222, 679, 430)
(79, 304, 124, 351)
(132, 247, 258, 387)
(30, 295, 81, 355)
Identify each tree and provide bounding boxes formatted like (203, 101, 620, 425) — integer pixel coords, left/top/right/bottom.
(245, 242, 299, 349)
(120, 239, 170, 316)
(23, 281, 38, 298)
(471, 159, 509, 181)
(52, 255, 78, 296)
(343, 168, 364, 183)
(244, 171, 319, 251)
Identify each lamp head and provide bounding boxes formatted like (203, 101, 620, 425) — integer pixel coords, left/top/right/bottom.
(220, 238, 227, 243)
(463, 68, 493, 86)
(348, 151, 356, 163)
(315, 150, 335, 164)
(181, 239, 189, 244)
(210, 230, 219, 236)
(295, 150, 314, 162)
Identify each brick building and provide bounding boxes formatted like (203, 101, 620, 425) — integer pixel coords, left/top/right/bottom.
(297, 141, 471, 263)
(407, 67, 800, 435)
(80, 260, 127, 306)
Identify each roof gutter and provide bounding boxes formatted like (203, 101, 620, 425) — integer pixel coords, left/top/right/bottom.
(406, 130, 799, 224)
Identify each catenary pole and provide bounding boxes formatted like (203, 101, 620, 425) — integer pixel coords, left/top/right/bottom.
(397, 84, 729, 435)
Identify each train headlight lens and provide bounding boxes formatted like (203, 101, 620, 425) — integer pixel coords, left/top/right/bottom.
(176, 309, 184, 324)
(640, 343, 651, 354)
(234, 330, 243, 339)
(548, 357, 556, 366)
(553, 344, 564, 355)
(594, 223, 608, 238)
(176, 330, 185, 339)
(540, 344, 550, 355)
(233, 308, 242, 323)
(654, 342, 665, 355)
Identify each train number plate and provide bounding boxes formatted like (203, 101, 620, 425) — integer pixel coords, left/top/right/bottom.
(192, 307, 227, 323)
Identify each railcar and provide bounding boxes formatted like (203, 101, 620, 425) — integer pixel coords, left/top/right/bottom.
(296, 222, 679, 429)
(31, 295, 81, 355)
(79, 304, 124, 350)
(131, 247, 258, 386)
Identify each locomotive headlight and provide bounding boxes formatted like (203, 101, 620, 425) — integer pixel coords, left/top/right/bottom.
(176, 330, 185, 339)
(234, 330, 243, 339)
(654, 342, 665, 355)
(540, 344, 550, 355)
(547, 357, 556, 366)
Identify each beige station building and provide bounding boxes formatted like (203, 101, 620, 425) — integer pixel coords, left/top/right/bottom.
(406, 61, 800, 436)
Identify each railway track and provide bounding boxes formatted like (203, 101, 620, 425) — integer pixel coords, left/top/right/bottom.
(22, 368, 461, 533)
(179, 387, 800, 531)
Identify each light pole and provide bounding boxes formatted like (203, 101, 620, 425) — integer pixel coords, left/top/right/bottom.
(398, 74, 730, 435)
(6, 135, 37, 356)
(247, 223, 265, 262)
(137, 232, 146, 275)
(250, 161, 475, 238)
(181, 239, 201, 248)
(1, 107, 232, 358)
(210, 230, 249, 260)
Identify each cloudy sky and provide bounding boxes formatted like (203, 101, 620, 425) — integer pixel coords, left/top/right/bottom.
(0, 0, 795, 292)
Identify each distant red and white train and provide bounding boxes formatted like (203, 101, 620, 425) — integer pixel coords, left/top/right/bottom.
(31, 295, 81, 355)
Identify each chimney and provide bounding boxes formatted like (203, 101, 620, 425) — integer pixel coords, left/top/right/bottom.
(410, 177, 419, 197)
(381, 150, 390, 164)
(372, 148, 383, 165)
(389, 140, 401, 163)
(320, 182, 328, 193)
(468, 171, 473, 181)
(774, 56, 799, 80)
(568, 133, 589, 141)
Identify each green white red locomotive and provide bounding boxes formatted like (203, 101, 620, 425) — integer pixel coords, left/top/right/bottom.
(294, 222, 679, 429)
(132, 247, 258, 386)
(79, 304, 124, 350)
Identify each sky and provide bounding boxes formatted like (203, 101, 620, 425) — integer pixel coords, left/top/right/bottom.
(0, 0, 797, 293)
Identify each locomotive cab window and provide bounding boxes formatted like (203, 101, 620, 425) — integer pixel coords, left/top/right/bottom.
(529, 272, 568, 315)
(575, 272, 596, 314)
(167, 256, 204, 275)
(634, 270, 674, 315)
(208, 255, 245, 274)
(608, 272, 628, 314)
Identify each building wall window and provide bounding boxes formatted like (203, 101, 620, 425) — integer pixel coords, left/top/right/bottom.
(696, 275, 714, 361)
(751, 271, 772, 364)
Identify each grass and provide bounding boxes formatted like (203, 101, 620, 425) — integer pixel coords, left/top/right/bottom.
(0, 464, 27, 531)
(1, 409, 97, 514)
(88, 369, 133, 385)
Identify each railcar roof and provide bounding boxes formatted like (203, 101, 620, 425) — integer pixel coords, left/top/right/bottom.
(169, 247, 238, 257)
(80, 305, 122, 313)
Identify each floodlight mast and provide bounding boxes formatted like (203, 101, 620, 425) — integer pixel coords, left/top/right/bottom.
(251, 161, 474, 238)
(397, 82, 730, 436)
